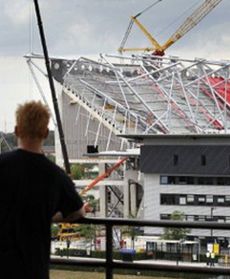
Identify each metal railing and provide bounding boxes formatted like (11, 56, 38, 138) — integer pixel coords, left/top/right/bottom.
(51, 218, 230, 279)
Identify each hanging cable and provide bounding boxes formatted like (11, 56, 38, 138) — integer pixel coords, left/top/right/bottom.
(29, 2, 33, 53)
(134, 0, 163, 18)
(118, 19, 134, 53)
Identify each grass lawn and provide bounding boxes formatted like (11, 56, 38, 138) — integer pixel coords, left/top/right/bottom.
(50, 270, 175, 279)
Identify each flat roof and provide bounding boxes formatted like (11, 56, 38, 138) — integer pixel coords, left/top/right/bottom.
(119, 134, 230, 140)
(118, 134, 230, 145)
(84, 148, 140, 157)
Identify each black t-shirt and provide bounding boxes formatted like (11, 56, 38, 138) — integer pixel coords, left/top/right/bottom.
(0, 149, 83, 279)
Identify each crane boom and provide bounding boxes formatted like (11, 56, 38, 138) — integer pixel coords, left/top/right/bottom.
(118, 0, 222, 56)
(161, 0, 222, 51)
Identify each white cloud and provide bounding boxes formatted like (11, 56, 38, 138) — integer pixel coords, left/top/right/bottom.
(67, 20, 93, 48)
(3, 0, 31, 25)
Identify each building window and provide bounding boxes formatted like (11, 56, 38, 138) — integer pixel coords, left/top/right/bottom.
(197, 195, 206, 205)
(160, 176, 175, 184)
(187, 195, 194, 203)
(160, 194, 177, 205)
(160, 176, 168, 184)
(198, 215, 205, 221)
(201, 155, 206, 166)
(224, 178, 230, 185)
(218, 217, 225, 223)
(160, 214, 170, 220)
(216, 177, 230, 185)
(198, 177, 206, 185)
(159, 176, 230, 186)
(206, 195, 213, 204)
(179, 196, 186, 205)
(168, 176, 176, 184)
(186, 215, 194, 221)
(194, 215, 199, 221)
(178, 177, 188, 185)
(217, 196, 225, 204)
(187, 177, 195, 184)
(225, 196, 230, 205)
(173, 155, 178, 166)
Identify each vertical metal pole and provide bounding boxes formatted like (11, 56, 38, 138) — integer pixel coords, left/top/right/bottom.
(33, 0, 71, 174)
(106, 223, 113, 279)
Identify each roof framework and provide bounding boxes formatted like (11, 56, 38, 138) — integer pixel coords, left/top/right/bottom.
(26, 53, 230, 139)
(59, 54, 230, 135)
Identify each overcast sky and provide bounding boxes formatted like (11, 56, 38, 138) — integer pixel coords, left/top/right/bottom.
(0, 0, 229, 132)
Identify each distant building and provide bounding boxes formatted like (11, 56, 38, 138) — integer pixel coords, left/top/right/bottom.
(122, 134, 230, 243)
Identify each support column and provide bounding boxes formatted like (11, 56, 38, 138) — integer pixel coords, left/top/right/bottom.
(130, 182, 137, 217)
(99, 163, 107, 217)
(123, 170, 138, 218)
(123, 176, 130, 218)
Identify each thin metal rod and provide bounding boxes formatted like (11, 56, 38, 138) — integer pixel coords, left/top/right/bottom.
(134, 0, 162, 18)
(106, 224, 113, 279)
(33, 0, 71, 174)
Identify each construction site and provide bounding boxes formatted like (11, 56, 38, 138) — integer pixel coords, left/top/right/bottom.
(21, 0, 230, 250)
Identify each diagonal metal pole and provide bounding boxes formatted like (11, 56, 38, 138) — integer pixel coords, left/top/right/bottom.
(33, 0, 71, 174)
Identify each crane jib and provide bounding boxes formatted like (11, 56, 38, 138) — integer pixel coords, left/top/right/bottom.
(118, 0, 223, 55)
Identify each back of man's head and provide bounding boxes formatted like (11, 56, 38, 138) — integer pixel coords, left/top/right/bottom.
(16, 101, 50, 139)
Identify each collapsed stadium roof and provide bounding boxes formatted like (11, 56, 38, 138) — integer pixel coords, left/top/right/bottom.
(47, 53, 230, 135)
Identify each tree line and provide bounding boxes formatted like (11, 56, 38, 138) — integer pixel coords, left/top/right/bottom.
(0, 130, 55, 152)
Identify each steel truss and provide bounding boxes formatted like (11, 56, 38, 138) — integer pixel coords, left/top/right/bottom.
(26, 53, 230, 147)
(61, 54, 230, 136)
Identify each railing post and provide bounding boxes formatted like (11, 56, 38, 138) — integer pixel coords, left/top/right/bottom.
(106, 223, 113, 279)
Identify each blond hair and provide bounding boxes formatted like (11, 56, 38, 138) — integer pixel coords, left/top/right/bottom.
(16, 101, 50, 139)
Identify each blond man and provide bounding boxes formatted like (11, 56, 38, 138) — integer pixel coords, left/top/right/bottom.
(0, 101, 84, 279)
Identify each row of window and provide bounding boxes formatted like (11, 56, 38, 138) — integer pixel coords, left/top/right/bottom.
(160, 214, 230, 223)
(160, 194, 230, 206)
(160, 176, 230, 186)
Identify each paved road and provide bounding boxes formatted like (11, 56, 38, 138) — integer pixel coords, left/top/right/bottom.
(51, 255, 230, 269)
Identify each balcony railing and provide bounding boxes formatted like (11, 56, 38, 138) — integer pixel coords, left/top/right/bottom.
(51, 218, 230, 279)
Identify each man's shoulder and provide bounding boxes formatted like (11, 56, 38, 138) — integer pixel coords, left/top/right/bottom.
(0, 150, 18, 162)
(42, 157, 69, 179)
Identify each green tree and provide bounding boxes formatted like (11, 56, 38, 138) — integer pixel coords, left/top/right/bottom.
(51, 224, 59, 239)
(162, 211, 190, 240)
(79, 224, 96, 241)
(71, 164, 84, 180)
(78, 224, 97, 251)
(79, 195, 100, 250)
